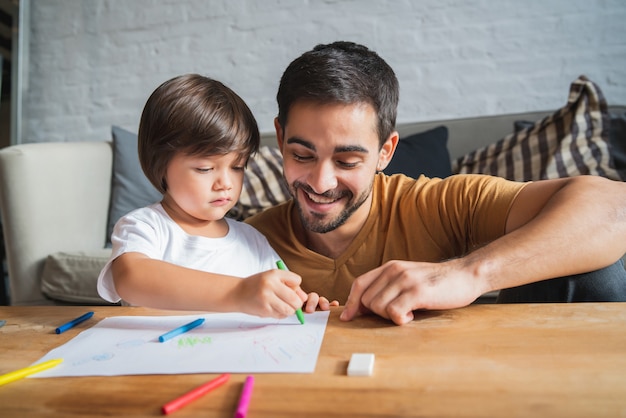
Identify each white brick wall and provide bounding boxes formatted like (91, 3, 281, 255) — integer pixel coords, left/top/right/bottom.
(21, 0, 626, 144)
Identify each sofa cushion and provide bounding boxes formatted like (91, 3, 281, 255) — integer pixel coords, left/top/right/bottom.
(227, 145, 290, 220)
(383, 126, 452, 179)
(453, 76, 622, 181)
(513, 111, 626, 182)
(106, 126, 162, 245)
(40, 250, 116, 305)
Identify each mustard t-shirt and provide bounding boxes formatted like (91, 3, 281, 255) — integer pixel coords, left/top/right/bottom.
(246, 173, 526, 303)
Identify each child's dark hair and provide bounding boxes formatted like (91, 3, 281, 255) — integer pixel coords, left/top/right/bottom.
(138, 74, 260, 193)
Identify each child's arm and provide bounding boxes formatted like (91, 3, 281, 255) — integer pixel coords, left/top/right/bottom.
(112, 252, 307, 318)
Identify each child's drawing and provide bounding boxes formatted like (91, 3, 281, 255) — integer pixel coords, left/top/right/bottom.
(31, 311, 330, 378)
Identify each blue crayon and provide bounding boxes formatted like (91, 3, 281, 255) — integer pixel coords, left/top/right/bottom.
(55, 311, 94, 334)
(158, 318, 205, 343)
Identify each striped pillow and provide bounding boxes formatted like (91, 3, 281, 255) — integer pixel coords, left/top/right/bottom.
(227, 146, 290, 220)
(452, 76, 622, 182)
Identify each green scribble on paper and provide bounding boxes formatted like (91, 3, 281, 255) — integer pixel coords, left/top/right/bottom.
(177, 336, 212, 348)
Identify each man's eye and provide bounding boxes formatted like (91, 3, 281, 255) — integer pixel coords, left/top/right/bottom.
(337, 160, 359, 168)
(293, 153, 313, 162)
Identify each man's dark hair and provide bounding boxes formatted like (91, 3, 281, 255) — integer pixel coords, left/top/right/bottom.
(276, 41, 399, 147)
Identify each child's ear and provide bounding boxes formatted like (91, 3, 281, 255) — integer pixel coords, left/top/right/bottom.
(376, 131, 399, 172)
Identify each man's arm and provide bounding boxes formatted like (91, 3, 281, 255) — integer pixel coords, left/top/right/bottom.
(341, 175, 626, 325)
(485, 175, 626, 290)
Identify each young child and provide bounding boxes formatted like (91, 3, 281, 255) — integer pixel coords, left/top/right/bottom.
(97, 74, 336, 317)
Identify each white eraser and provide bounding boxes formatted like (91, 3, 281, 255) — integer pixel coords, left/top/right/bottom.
(347, 353, 375, 376)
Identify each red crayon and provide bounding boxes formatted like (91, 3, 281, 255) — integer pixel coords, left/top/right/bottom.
(162, 373, 230, 415)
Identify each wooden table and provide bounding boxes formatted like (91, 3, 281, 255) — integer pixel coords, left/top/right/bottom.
(1, 304, 625, 417)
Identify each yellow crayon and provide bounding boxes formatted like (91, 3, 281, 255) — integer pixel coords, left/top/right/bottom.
(0, 358, 63, 386)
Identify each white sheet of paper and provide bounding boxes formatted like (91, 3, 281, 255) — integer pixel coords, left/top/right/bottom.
(32, 311, 329, 377)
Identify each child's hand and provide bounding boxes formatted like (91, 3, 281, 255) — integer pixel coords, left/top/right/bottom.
(302, 292, 339, 313)
(235, 269, 307, 319)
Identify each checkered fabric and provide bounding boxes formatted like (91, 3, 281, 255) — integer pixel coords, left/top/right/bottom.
(228, 145, 290, 220)
(453, 76, 622, 182)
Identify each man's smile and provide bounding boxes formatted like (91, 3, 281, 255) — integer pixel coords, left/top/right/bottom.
(303, 190, 341, 205)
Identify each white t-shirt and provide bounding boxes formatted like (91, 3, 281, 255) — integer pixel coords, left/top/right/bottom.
(97, 203, 280, 303)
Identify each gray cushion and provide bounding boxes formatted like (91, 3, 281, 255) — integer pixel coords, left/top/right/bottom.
(40, 250, 116, 305)
(106, 126, 162, 245)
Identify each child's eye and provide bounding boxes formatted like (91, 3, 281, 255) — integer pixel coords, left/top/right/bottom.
(196, 168, 212, 173)
(232, 166, 245, 171)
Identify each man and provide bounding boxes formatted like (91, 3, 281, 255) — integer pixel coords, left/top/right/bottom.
(246, 41, 626, 325)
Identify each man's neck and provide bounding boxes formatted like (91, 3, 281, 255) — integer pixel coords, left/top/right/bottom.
(305, 230, 353, 259)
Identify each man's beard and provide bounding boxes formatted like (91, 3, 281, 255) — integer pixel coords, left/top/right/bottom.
(290, 179, 373, 234)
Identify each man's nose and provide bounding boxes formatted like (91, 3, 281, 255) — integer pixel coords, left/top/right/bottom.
(307, 160, 338, 193)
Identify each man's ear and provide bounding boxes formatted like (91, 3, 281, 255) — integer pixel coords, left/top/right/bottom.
(376, 131, 399, 172)
(274, 117, 284, 151)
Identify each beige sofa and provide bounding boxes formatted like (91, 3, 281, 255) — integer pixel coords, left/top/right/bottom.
(1, 105, 624, 306)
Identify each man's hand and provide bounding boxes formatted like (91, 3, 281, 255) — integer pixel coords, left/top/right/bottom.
(340, 259, 485, 325)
